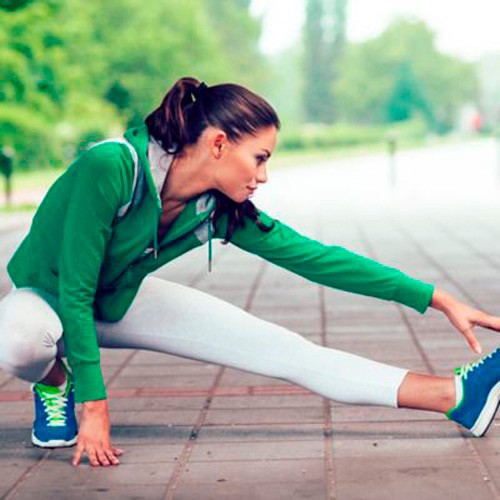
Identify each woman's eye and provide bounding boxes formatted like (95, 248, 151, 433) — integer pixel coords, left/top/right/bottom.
(256, 156, 266, 165)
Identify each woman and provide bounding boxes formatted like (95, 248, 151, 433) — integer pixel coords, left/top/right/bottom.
(0, 77, 499, 468)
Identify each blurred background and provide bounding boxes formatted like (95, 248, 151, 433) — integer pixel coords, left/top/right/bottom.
(1, 0, 499, 207)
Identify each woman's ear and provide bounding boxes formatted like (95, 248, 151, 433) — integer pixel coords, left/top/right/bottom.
(211, 130, 228, 159)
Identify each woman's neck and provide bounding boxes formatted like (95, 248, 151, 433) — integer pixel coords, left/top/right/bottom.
(160, 149, 212, 203)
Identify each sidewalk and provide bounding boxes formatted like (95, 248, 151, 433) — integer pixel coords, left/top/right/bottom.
(1, 144, 500, 498)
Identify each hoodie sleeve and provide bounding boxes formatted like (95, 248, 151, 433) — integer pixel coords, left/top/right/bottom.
(58, 144, 131, 403)
(218, 209, 434, 314)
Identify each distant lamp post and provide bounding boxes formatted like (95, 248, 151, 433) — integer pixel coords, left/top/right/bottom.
(386, 131, 398, 187)
(0, 146, 14, 207)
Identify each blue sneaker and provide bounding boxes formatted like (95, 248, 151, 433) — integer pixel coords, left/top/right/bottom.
(447, 347, 500, 437)
(31, 362, 78, 448)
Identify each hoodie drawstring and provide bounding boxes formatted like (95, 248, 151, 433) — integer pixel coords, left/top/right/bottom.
(208, 215, 213, 272)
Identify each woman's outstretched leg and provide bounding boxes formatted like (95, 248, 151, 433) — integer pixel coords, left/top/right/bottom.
(397, 373, 455, 412)
(96, 276, 455, 412)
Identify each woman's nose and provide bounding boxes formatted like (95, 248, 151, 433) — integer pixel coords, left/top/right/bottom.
(257, 165, 268, 184)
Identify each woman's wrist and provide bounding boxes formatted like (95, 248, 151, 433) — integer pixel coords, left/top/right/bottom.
(430, 288, 457, 314)
(82, 399, 108, 414)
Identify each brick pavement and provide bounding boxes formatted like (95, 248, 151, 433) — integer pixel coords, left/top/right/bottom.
(1, 146, 500, 498)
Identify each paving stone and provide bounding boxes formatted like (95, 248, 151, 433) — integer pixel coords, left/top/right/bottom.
(109, 409, 201, 426)
(173, 480, 325, 499)
(17, 459, 176, 491)
(0, 461, 40, 498)
(330, 405, 442, 423)
(332, 436, 472, 459)
(13, 485, 167, 500)
(332, 419, 461, 440)
(109, 374, 216, 389)
(210, 394, 322, 409)
(109, 396, 206, 411)
(110, 424, 192, 444)
(218, 370, 297, 387)
(333, 456, 493, 500)
(205, 407, 324, 425)
(189, 440, 324, 462)
(197, 424, 325, 443)
(118, 363, 219, 377)
(180, 457, 325, 484)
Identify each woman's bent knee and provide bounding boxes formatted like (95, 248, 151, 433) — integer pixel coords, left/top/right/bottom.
(0, 288, 63, 381)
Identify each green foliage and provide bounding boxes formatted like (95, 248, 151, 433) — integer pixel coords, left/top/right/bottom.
(334, 19, 477, 131)
(1, 0, 268, 170)
(0, 103, 62, 169)
(278, 118, 427, 151)
(385, 62, 434, 126)
(0, 0, 33, 11)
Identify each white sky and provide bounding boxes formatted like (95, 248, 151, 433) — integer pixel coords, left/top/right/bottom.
(250, 0, 500, 61)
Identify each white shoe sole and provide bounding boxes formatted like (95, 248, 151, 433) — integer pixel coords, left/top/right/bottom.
(31, 431, 78, 448)
(470, 381, 500, 437)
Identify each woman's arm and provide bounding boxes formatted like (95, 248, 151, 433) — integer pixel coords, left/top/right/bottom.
(58, 144, 131, 404)
(224, 209, 500, 351)
(224, 210, 434, 313)
(57, 144, 132, 466)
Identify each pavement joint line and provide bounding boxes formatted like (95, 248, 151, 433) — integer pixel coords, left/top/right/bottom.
(104, 349, 140, 390)
(392, 218, 481, 309)
(430, 217, 500, 275)
(163, 367, 226, 500)
(3, 449, 52, 500)
(163, 258, 269, 498)
(390, 216, 500, 498)
(317, 221, 337, 500)
(356, 218, 500, 495)
(355, 221, 435, 373)
(0, 374, 15, 390)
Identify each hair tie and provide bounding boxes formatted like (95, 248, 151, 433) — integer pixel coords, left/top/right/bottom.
(193, 82, 208, 103)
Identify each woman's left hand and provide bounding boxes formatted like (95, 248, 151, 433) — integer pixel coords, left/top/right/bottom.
(431, 288, 500, 354)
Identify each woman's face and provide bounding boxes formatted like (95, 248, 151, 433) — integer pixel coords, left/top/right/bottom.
(212, 126, 278, 203)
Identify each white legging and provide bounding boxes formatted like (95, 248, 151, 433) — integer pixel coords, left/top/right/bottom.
(0, 276, 408, 407)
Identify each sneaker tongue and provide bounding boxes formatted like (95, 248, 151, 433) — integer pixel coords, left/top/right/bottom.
(36, 383, 63, 395)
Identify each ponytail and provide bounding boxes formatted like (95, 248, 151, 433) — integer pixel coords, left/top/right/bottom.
(145, 76, 281, 243)
(145, 77, 206, 154)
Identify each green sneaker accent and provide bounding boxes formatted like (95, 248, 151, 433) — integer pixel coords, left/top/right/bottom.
(33, 377, 73, 426)
(445, 376, 465, 420)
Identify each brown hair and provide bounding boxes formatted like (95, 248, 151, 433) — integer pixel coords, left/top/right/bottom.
(145, 76, 281, 244)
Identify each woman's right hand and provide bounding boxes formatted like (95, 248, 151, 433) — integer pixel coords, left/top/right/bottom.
(72, 399, 123, 467)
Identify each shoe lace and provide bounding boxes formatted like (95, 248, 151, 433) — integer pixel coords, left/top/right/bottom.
(455, 348, 498, 380)
(38, 389, 68, 427)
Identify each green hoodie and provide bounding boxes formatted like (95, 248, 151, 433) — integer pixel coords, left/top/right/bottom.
(7, 125, 434, 403)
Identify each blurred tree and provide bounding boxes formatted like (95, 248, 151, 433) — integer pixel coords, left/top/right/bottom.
(303, 0, 347, 123)
(386, 62, 434, 126)
(0, 0, 33, 11)
(0, 0, 269, 168)
(204, 0, 270, 91)
(334, 19, 477, 131)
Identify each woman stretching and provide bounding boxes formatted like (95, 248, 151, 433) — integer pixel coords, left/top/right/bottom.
(0, 77, 499, 468)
